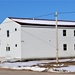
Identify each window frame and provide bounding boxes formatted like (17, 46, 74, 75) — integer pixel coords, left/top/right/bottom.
(74, 44, 75, 50)
(6, 47, 10, 51)
(7, 30, 9, 37)
(74, 30, 75, 36)
(63, 44, 67, 51)
(63, 30, 66, 36)
(15, 28, 17, 31)
(15, 44, 17, 47)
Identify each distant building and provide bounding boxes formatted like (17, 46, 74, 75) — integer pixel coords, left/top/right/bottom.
(0, 17, 75, 61)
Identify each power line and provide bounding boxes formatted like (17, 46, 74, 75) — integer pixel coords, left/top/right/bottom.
(33, 11, 75, 19)
(58, 11, 75, 14)
(1, 11, 75, 25)
(33, 12, 55, 19)
(0, 13, 55, 25)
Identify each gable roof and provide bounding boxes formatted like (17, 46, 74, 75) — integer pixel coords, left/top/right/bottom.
(8, 17, 75, 27)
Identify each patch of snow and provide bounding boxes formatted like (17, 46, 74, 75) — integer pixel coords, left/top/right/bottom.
(71, 59, 75, 61)
(0, 60, 52, 67)
(48, 66, 75, 73)
(1, 66, 9, 69)
(9, 66, 46, 72)
(11, 66, 31, 70)
(48, 68, 70, 73)
(21, 66, 31, 70)
(1, 59, 75, 73)
(30, 66, 46, 72)
(54, 66, 75, 72)
(53, 64, 64, 67)
(10, 67, 23, 70)
(11, 18, 75, 26)
(37, 64, 45, 66)
(48, 68, 56, 73)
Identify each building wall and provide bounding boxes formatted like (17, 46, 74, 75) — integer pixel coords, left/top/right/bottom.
(21, 26, 75, 59)
(0, 18, 21, 60)
(1, 18, 75, 60)
(58, 27, 75, 57)
(21, 26, 56, 59)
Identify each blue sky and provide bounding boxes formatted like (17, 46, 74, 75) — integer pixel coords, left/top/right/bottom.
(0, 0, 75, 23)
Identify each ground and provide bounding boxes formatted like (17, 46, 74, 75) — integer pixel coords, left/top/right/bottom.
(0, 58, 75, 73)
(0, 69, 75, 75)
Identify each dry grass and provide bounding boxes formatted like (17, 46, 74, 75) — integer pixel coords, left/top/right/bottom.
(37, 61, 75, 68)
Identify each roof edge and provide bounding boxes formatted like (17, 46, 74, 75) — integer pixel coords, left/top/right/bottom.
(8, 17, 75, 22)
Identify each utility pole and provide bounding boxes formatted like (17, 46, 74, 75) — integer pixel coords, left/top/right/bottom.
(55, 12, 58, 64)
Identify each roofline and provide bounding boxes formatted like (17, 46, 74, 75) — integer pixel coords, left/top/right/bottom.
(8, 17, 75, 22)
(16, 21, 75, 27)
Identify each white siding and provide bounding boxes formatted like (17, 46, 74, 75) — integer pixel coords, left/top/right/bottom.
(21, 26, 75, 59)
(21, 26, 56, 59)
(0, 18, 21, 59)
(1, 17, 75, 60)
(58, 28, 75, 57)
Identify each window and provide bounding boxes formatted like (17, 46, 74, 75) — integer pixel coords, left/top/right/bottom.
(7, 30, 9, 37)
(15, 44, 17, 47)
(0, 40, 1, 45)
(15, 28, 17, 31)
(63, 44, 67, 51)
(74, 44, 75, 50)
(74, 30, 75, 36)
(63, 30, 66, 36)
(6, 47, 10, 51)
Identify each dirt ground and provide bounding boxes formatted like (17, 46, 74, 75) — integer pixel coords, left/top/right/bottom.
(37, 61, 75, 68)
(0, 60, 75, 74)
(0, 69, 75, 75)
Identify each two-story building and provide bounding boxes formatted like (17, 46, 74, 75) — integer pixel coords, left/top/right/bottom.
(0, 17, 75, 61)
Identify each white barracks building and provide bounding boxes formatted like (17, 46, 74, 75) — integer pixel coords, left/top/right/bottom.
(0, 17, 75, 61)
